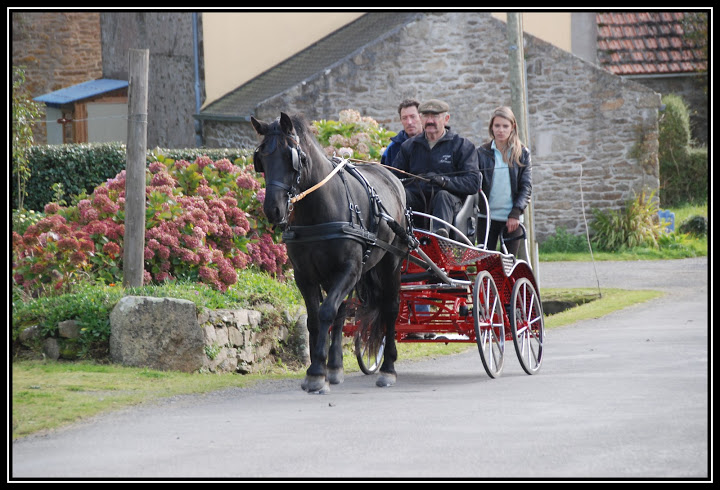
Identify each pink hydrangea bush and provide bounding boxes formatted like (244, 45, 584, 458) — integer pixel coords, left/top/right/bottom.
(12, 154, 288, 296)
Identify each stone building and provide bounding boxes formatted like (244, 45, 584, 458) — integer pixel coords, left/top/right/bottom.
(198, 11, 662, 240)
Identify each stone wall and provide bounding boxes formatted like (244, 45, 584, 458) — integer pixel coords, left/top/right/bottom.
(205, 12, 661, 241)
(199, 305, 309, 374)
(16, 296, 308, 375)
(100, 12, 203, 149)
(109, 296, 308, 374)
(11, 11, 103, 144)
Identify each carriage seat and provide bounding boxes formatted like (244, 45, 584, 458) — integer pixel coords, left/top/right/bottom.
(451, 193, 479, 243)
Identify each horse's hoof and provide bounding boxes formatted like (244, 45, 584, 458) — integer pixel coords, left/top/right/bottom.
(376, 372, 397, 387)
(328, 368, 344, 385)
(302, 375, 330, 394)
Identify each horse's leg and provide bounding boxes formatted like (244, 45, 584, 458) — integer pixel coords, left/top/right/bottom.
(327, 300, 347, 385)
(303, 267, 359, 393)
(375, 257, 403, 388)
(295, 279, 325, 393)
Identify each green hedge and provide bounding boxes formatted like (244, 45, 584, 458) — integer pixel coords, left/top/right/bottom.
(13, 143, 252, 212)
(660, 145, 708, 206)
(659, 94, 708, 206)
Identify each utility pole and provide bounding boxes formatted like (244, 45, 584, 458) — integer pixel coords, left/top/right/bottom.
(123, 49, 149, 287)
(506, 13, 538, 274)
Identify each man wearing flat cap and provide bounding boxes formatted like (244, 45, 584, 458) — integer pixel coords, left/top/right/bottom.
(393, 99, 480, 237)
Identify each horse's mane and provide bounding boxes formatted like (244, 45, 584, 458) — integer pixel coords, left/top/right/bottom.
(288, 114, 328, 161)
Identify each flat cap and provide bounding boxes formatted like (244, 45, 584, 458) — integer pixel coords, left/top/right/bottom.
(418, 99, 450, 114)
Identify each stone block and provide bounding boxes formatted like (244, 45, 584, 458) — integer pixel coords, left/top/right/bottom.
(110, 296, 204, 373)
(58, 319, 80, 339)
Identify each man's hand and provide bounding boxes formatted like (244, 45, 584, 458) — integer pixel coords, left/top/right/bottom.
(427, 172, 446, 189)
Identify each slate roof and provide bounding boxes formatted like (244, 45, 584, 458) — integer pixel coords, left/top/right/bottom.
(197, 11, 421, 121)
(596, 11, 708, 76)
(34, 79, 128, 108)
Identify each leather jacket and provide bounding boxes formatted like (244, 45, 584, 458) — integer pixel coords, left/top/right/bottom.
(477, 142, 532, 220)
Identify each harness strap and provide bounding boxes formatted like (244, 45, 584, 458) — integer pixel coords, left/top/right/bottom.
(283, 161, 418, 263)
(289, 157, 348, 204)
(282, 222, 411, 259)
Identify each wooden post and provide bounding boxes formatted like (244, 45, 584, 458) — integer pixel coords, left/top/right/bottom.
(123, 49, 149, 287)
(506, 13, 538, 274)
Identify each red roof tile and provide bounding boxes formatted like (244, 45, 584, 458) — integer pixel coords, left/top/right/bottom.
(596, 11, 707, 75)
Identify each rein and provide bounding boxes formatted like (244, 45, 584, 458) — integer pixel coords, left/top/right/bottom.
(347, 158, 476, 182)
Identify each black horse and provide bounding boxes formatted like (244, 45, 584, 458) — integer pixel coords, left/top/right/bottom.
(251, 113, 409, 393)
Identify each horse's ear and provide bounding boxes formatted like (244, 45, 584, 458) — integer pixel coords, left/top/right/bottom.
(251, 116, 267, 136)
(279, 112, 294, 135)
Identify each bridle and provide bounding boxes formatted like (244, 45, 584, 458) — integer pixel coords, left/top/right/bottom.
(254, 130, 308, 206)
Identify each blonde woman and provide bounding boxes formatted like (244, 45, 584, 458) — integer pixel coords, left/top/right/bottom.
(477, 106, 532, 255)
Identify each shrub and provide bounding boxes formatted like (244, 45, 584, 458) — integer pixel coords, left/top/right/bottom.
(16, 143, 128, 212)
(12, 109, 390, 299)
(14, 144, 254, 212)
(12, 270, 304, 358)
(591, 190, 665, 251)
(12, 67, 43, 210)
(12, 208, 45, 235)
(539, 227, 588, 254)
(312, 109, 395, 161)
(678, 215, 708, 237)
(660, 144, 708, 206)
(658, 94, 691, 162)
(12, 154, 288, 296)
(658, 94, 708, 206)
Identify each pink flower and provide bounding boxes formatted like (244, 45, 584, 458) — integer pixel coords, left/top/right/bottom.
(24, 224, 40, 238)
(236, 174, 261, 191)
(182, 235, 201, 249)
(80, 206, 99, 224)
(57, 237, 79, 252)
(149, 161, 167, 174)
(195, 156, 214, 169)
(151, 171, 177, 187)
(102, 242, 121, 257)
(214, 158, 239, 174)
(196, 185, 213, 197)
(144, 246, 155, 260)
(107, 170, 126, 191)
(69, 251, 87, 266)
(173, 160, 191, 170)
(79, 239, 95, 252)
(44, 202, 60, 214)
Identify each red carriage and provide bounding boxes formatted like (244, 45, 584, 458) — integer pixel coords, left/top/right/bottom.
(344, 192, 545, 379)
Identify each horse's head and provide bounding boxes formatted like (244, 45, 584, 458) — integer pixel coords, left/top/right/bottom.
(251, 112, 308, 227)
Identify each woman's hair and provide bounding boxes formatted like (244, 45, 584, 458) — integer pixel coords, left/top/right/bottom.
(488, 106, 524, 167)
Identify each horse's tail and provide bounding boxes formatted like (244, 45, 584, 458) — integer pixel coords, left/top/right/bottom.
(355, 268, 387, 355)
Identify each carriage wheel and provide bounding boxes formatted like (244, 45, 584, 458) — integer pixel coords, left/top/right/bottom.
(509, 277, 545, 375)
(472, 271, 505, 378)
(354, 332, 385, 375)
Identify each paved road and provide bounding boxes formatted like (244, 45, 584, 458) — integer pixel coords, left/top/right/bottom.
(11, 258, 710, 481)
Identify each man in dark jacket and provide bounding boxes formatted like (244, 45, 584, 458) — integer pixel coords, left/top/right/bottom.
(381, 98, 422, 167)
(393, 99, 480, 237)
